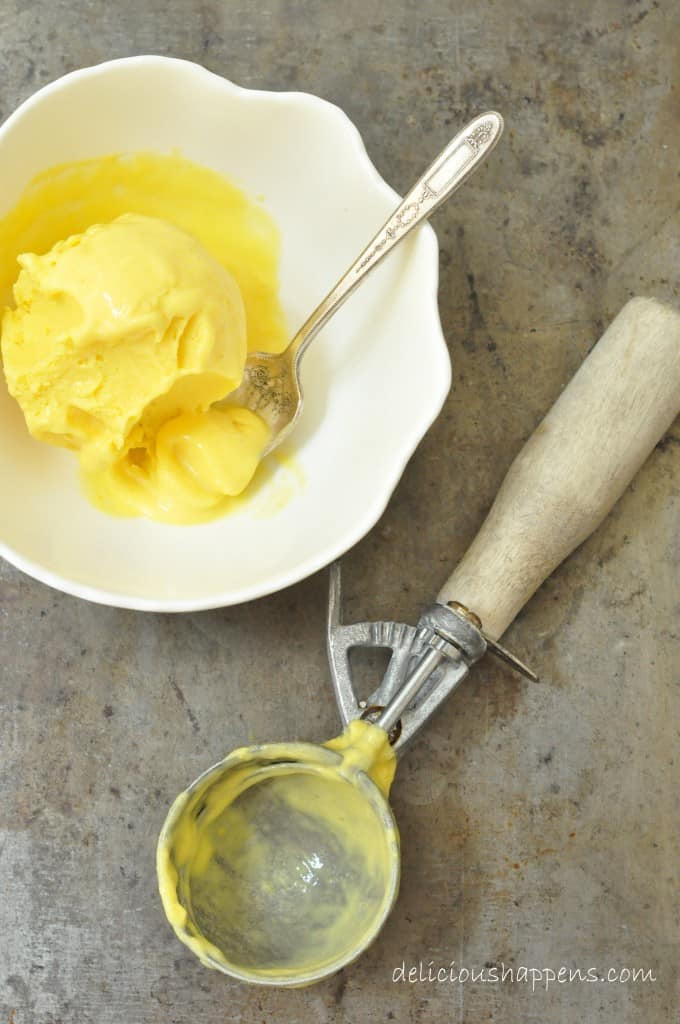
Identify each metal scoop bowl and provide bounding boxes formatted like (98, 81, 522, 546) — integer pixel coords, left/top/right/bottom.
(226, 111, 503, 455)
(157, 734, 400, 986)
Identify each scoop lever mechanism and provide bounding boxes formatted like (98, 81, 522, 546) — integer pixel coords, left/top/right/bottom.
(328, 297, 680, 753)
(326, 562, 535, 753)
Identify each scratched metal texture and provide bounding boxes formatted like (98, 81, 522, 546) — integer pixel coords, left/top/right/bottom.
(0, 1, 678, 1022)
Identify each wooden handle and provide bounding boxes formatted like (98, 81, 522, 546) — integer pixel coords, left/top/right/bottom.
(438, 297, 680, 639)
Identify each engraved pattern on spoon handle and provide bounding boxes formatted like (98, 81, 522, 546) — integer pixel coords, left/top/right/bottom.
(291, 111, 504, 365)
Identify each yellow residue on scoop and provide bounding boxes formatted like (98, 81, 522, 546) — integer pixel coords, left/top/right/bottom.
(324, 717, 397, 796)
(0, 152, 290, 524)
(156, 720, 399, 984)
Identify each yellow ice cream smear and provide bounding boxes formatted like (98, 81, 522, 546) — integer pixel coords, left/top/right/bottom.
(0, 153, 289, 523)
(157, 720, 399, 983)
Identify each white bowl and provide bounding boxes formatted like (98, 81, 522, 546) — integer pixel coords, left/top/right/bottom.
(0, 56, 450, 611)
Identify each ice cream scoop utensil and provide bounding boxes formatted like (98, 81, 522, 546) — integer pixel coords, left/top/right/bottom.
(227, 112, 504, 453)
(159, 297, 680, 986)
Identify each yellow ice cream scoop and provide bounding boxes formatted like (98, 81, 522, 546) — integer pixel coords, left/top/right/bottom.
(1, 212, 269, 521)
(2, 213, 247, 467)
(157, 298, 680, 986)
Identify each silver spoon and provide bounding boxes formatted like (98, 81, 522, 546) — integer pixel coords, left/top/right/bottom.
(227, 111, 504, 454)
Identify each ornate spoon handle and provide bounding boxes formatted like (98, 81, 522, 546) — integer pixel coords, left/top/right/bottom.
(292, 111, 504, 364)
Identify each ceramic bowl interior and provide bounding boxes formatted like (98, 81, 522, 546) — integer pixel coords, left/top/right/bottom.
(0, 56, 450, 610)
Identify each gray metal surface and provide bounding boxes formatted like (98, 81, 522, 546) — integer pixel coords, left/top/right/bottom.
(1, 1, 679, 1022)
